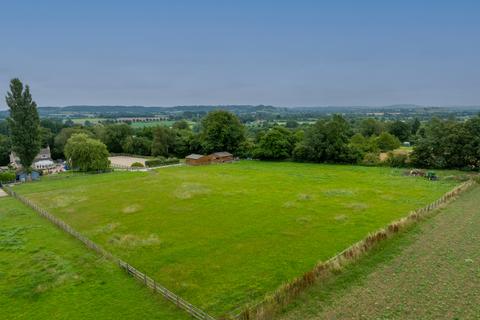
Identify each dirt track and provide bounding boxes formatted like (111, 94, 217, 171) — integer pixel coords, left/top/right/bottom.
(279, 185, 480, 320)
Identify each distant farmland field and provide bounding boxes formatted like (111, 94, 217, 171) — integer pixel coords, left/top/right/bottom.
(13, 161, 458, 317)
(129, 120, 176, 128)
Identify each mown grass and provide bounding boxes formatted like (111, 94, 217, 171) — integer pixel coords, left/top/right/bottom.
(0, 197, 189, 320)
(276, 185, 480, 320)
(13, 161, 459, 316)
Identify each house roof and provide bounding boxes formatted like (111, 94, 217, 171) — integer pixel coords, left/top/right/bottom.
(186, 154, 207, 160)
(11, 146, 52, 164)
(210, 152, 233, 157)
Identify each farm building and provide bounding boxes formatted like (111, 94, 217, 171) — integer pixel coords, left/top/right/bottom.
(185, 154, 211, 166)
(210, 152, 233, 163)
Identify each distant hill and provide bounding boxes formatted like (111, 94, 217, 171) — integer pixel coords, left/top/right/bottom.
(1, 104, 479, 121)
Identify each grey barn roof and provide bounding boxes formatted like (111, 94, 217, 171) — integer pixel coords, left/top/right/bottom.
(210, 152, 232, 157)
(186, 154, 207, 160)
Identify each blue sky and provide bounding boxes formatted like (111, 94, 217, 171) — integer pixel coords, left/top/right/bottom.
(0, 0, 479, 108)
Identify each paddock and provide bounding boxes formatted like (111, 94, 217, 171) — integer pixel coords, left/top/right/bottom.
(108, 156, 148, 167)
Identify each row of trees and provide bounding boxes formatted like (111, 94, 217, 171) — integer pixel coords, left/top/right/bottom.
(3, 78, 480, 172)
(411, 117, 480, 169)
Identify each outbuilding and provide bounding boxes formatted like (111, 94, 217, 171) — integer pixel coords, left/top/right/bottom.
(210, 152, 234, 164)
(185, 154, 211, 166)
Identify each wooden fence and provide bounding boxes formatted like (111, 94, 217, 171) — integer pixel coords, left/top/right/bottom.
(110, 163, 184, 171)
(3, 179, 475, 320)
(110, 163, 146, 171)
(2, 187, 216, 320)
(234, 179, 477, 320)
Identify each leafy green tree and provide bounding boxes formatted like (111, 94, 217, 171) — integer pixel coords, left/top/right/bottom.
(0, 120, 8, 135)
(151, 126, 176, 157)
(375, 132, 401, 152)
(173, 129, 197, 157)
(388, 120, 411, 142)
(172, 120, 190, 130)
(360, 118, 384, 137)
(0, 134, 11, 166)
(410, 118, 421, 135)
(5, 78, 41, 172)
(102, 123, 133, 153)
(411, 118, 468, 169)
(294, 115, 360, 163)
(122, 136, 152, 156)
(254, 127, 296, 160)
(39, 126, 54, 148)
(40, 118, 64, 135)
(200, 110, 245, 154)
(54, 127, 93, 159)
(285, 120, 299, 129)
(349, 133, 379, 153)
(462, 116, 480, 168)
(64, 133, 110, 172)
(64, 119, 75, 127)
(236, 139, 255, 159)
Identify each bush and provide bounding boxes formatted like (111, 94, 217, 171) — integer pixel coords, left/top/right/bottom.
(386, 152, 410, 168)
(376, 132, 401, 152)
(0, 171, 16, 183)
(361, 152, 381, 166)
(145, 157, 179, 167)
(130, 162, 144, 168)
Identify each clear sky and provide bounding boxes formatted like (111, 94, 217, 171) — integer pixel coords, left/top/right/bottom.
(0, 0, 479, 108)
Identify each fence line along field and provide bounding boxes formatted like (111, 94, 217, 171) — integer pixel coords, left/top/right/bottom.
(276, 184, 480, 320)
(12, 161, 460, 317)
(0, 197, 189, 320)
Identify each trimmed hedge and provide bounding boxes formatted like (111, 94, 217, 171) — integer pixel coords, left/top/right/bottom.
(145, 157, 179, 167)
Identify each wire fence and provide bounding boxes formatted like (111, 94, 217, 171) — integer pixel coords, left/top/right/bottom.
(2, 187, 216, 320)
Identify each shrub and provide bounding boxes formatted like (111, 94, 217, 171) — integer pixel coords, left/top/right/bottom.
(0, 171, 16, 183)
(145, 157, 179, 167)
(376, 132, 401, 152)
(130, 162, 144, 168)
(386, 152, 410, 168)
(361, 152, 381, 166)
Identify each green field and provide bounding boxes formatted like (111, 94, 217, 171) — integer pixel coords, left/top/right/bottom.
(68, 117, 105, 124)
(0, 197, 188, 320)
(129, 120, 176, 128)
(12, 161, 458, 317)
(277, 185, 480, 320)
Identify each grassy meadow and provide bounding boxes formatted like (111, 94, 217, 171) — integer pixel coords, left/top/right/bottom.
(12, 161, 459, 316)
(129, 120, 176, 128)
(276, 185, 480, 320)
(0, 197, 188, 320)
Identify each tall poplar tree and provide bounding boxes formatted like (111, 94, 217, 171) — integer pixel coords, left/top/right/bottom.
(5, 78, 41, 172)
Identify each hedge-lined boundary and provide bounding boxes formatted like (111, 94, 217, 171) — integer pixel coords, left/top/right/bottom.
(2, 187, 216, 320)
(235, 179, 476, 320)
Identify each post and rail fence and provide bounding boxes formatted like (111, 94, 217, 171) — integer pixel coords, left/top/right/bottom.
(2, 186, 216, 320)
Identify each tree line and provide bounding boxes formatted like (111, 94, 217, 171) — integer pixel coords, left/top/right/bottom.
(1, 79, 480, 172)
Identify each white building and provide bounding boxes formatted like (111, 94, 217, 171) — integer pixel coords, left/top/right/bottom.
(10, 146, 56, 170)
